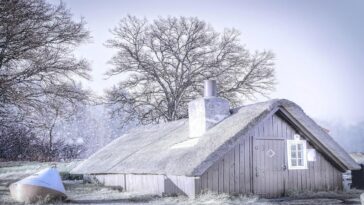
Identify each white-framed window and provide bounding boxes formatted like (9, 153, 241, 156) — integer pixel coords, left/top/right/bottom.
(287, 139, 308, 170)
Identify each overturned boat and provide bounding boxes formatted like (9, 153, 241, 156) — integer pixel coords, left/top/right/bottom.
(9, 167, 66, 203)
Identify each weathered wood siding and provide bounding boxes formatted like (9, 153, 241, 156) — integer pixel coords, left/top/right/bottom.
(269, 113, 343, 193)
(199, 112, 343, 196)
(92, 174, 197, 197)
(164, 175, 196, 197)
(199, 134, 252, 194)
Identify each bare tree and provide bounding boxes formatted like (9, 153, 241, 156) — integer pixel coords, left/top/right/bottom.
(37, 91, 79, 160)
(105, 16, 275, 125)
(0, 0, 91, 130)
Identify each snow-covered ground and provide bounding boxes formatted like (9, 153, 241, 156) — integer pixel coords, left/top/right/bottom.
(0, 161, 363, 205)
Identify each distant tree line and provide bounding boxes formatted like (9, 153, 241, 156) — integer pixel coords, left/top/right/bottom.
(0, 125, 84, 161)
(0, 103, 127, 161)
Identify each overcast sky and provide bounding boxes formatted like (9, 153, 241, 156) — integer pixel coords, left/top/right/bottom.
(52, 0, 364, 125)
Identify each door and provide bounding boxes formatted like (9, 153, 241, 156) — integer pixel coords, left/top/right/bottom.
(253, 139, 286, 197)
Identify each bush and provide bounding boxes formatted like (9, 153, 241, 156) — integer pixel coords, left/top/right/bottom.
(60, 172, 83, 180)
(0, 125, 85, 161)
(0, 126, 39, 161)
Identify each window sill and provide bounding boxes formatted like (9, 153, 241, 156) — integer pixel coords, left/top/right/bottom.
(288, 166, 308, 170)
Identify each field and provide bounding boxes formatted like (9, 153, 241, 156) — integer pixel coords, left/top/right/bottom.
(0, 161, 362, 205)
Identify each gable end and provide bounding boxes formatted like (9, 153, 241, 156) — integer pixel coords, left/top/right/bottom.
(276, 107, 349, 172)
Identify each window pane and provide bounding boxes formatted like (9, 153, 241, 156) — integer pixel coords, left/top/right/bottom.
(298, 159, 303, 166)
(297, 144, 303, 151)
(291, 151, 297, 159)
(298, 150, 302, 158)
(291, 159, 297, 166)
(291, 144, 296, 151)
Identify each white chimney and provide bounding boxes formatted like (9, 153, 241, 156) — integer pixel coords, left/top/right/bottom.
(188, 80, 230, 138)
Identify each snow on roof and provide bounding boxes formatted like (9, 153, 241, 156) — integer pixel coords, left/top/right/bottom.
(282, 102, 360, 171)
(350, 152, 364, 164)
(72, 99, 359, 176)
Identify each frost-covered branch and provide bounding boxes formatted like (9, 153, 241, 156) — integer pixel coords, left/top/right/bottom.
(105, 16, 276, 125)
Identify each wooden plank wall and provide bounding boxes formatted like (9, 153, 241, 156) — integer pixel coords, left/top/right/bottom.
(164, 175, 196, 197)
(93, 174, 126, 187)
(269, 114, 343, 192)
(198, 113, 343, 196)
(199, 133, 252, 194)
(92, 174, 197, 197)
(125, 174, 165, 194)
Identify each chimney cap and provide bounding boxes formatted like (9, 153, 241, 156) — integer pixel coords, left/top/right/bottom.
(204, 80, 217, 97)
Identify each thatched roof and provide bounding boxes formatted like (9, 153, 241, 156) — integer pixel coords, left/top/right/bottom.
(350, 152, 364, 164)
(72, 99, 359, 176)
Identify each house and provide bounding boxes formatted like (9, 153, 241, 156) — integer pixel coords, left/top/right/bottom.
(72, 80, 360, 198)
(350, 152, 364, 189)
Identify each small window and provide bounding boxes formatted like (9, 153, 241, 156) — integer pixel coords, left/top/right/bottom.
(287, 139, 307, 170)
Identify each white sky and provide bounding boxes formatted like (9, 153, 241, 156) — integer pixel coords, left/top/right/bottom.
(51, 0, 364, 125)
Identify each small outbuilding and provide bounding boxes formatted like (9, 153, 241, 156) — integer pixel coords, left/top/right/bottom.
(72, 80, 360, 198)
(350, 152, 364, 189)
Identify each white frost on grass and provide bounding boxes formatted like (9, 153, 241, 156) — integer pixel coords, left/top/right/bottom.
(65, 182, 260, 205)
(157, 192, 259, 205)
(0, 161, 81, 182)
